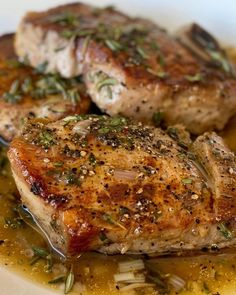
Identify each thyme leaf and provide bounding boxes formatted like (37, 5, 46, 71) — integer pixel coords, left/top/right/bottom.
(96, 77, 118, 91)
(105, 39, 123, 51)
(49, 13, 79, 26)
(48, 275, 65, 284)
(152, 111, 164, 127)
(102, 213, 126, 230)
(136, 46, 149, 59)
(38, 131, 54, 148)
(182, 178, 193, 185)
(35, 61, 48, 74)
(64, 267, 75, 294)
(218, 223, 232, 239)
(185, 73, 203, 82)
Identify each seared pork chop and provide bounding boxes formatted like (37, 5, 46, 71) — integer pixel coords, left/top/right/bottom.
(0, 33, 16, 60)
(15, 3, 236, 134)
(8, 115, 236, 257)
(0, 34, 90, 142)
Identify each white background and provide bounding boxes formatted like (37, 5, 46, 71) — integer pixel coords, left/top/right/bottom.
(0, 1, 236, 294)
(0, 0, 236, 45)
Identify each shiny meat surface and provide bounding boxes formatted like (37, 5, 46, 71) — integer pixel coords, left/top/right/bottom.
(8, 115, 236, 257)
(0, 34, 90, 141)
(15, 3, 236, 134)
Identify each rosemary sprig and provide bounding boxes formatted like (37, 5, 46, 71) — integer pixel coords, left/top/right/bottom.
(64, 266, 75, 294)
(49, 12, 79, 26)
(218, 223, 232, 239)
(105, 39, 123, 51)
(152, 111, 164, 127)
(102, 213, 126, 230)
(185, 73, 203, 82)
(96, 77, 118, 91)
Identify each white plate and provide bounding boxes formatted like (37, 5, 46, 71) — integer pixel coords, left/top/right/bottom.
(0, 0, 236, 294)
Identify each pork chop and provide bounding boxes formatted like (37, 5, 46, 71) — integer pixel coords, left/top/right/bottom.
(8, 115, 236, 257)
(15, 3, 236, 134)
(0, 34, 91, 142)
(0, 33, 16, 60)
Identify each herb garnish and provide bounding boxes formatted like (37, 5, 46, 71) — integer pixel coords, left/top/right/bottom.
(49, 12, 79, 26)
(136, 46, 149, 59)
(147, 68, 167, 78)
(3, 79, 22, 103)
(38, 131, 54, 148)
(103, 213, 126, 230)
(2, 71, 83, 105)
(218, 223, 232, 239)
(48, 275, 65, 284)
(185, 73, 203, 82)
(202, 281, 211, 294)
(96, 77, 118, 91)
(152, 111, 164, 127)
(64, 267, 75, 294)
(30, 246, 53, 272)
(105, 39, 123, 51)
(182, 178, 193, 185)
(35, 61, 48, 74)
(208, 50, 231, 73)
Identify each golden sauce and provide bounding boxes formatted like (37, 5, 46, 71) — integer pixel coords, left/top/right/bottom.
(0, 117, 236, 295)
(0, 48, 236, 294)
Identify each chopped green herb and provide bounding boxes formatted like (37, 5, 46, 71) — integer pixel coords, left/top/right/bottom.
(48, 275, 65, 284)
(39, 131, 54, 148)
(61, 30, 76, 39)
(109, 117, 127, 127)
(98, 127, 110, 134)
(2, 79, 22, 103)
(102, 213, 126, 230)
(6, 59, 24, 68)
(64, 267, 75, 294)
(2, 92, 21, 103)
(66, 89, 81, 105)
(208, 49, 231, 73)
(152, 111, 164, 127)
(218, 223, 232, 239)
(30, 247, 53, 271)
(81, 35, 91, 56)
(49, 12, 79, 26)
(89, 153, 97, 165)
(136, 46, 149, 59)
(147, 68, 167, 78)
(96, 77, 118, 91)
(105, 39, 123, 51)
(76, 29, 94, 37)
(21, 77, 33, 93)
(64, 170, 81, 186)
(32, 246, 50, 258)
(185, 73, 203, 82)
(202, 281, 211, 294)
(35, 61, 48, 74)
(99, 232, 110, 244)
(158, 52, 165, 67)
(54, 162, 64, 167)
(182, 178, 192, 185)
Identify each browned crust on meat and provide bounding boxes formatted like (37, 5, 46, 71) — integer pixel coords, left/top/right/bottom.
(0, 34, 91, 141)
(0, 33, 16, 60)
(8, 116, 236, 255)
(20, 2, 235, 88)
